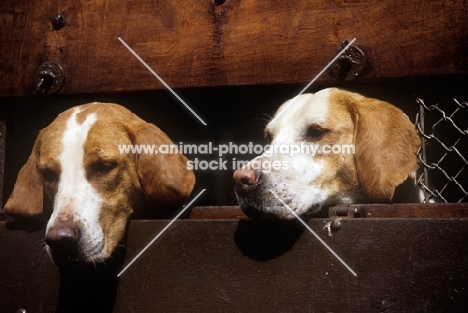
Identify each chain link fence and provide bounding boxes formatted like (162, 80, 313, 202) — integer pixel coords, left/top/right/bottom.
(416, 97, 468, 203)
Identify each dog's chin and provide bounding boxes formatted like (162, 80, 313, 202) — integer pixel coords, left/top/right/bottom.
(240, 200, 322, 220)
(241, 205, 284, 219)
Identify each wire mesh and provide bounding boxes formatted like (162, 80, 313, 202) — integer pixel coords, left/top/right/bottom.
(416, 97, 468, 203)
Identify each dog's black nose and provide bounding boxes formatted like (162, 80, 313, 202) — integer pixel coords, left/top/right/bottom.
(45, 222, 80, 253)
(233, 168, 263, 193)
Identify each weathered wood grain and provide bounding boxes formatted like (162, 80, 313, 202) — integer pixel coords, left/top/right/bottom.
(1, 0, 467, 96)
(190, 205, 248, 219)
(115, 218, 468, 312)
(188, 204, 468, 220)
(2, 218, 468, 312)
(330, 203, 468, 219)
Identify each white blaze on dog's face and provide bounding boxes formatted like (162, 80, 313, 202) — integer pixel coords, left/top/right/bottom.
(44, 109, 106, 262)
(233, 88, 420, 219)
(4, 103, 195, 264)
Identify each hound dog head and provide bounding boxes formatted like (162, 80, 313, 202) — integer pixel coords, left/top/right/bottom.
(233, 88, 421, 219)
(4, 103, 195, 264)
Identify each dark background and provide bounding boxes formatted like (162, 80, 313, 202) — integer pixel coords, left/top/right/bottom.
(2, 75, 467, 208)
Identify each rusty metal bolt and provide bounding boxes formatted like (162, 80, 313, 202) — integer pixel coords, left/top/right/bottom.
(330, 40, 367, 81)
(34, 61, 65, 95)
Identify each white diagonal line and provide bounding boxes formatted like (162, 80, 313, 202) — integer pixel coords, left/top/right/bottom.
(268, 189, 357, 277)
(268, 38, 356, 126)
(117, 189, 206, 277)
(118, 37, 207, 126)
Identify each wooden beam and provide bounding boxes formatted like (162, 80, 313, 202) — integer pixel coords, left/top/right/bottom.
(329, 203, 468, 219)
(2, 218, 468, 312)
(189, 205, 248, 219)
(1, 0, 467, 96)
(115, 218, 468, 312)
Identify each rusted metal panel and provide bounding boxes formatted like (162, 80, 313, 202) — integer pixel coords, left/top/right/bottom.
(1, 1, 467, 96)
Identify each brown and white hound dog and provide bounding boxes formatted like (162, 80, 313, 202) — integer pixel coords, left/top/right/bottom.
(233, 88, 422, 219)
(4, 103, 195, 264)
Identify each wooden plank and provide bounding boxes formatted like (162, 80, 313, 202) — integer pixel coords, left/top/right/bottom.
(189, 206, 247, 219)
(0, 222, 124, 312)
(0, 224, 59, 312)
(1, 218, 468, 312)
(330, 203, 468, 219)
(116, 219, 468, 312)
(0, 0, 466, 96)
(190, 204, 468, 219)
(2, 203, 467, 221)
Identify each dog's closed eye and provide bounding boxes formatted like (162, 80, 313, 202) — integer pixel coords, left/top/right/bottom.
(40, 168, 59, 184)
(305, 124, 329, 142)
(88, 160, 117, 178)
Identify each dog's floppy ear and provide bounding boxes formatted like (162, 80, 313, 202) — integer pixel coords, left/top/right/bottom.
(4, 134, 43, 219)
(128, 119, 195, 210)
(350, 96, 421, 202)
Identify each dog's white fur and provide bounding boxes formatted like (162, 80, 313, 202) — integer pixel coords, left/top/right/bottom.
(48, 110, 104, 261)
(233, 88, 421, 219)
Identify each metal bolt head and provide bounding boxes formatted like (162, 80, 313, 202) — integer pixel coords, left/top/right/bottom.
(34, 61, 65, 95)
(52, 14, 65, 30)
(330, 41, 367, 81)
(330, 217, 342, 231)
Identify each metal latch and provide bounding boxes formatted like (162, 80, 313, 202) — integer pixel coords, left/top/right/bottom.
(325, 204, 366, 233)
(329, 204, 366, 218)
